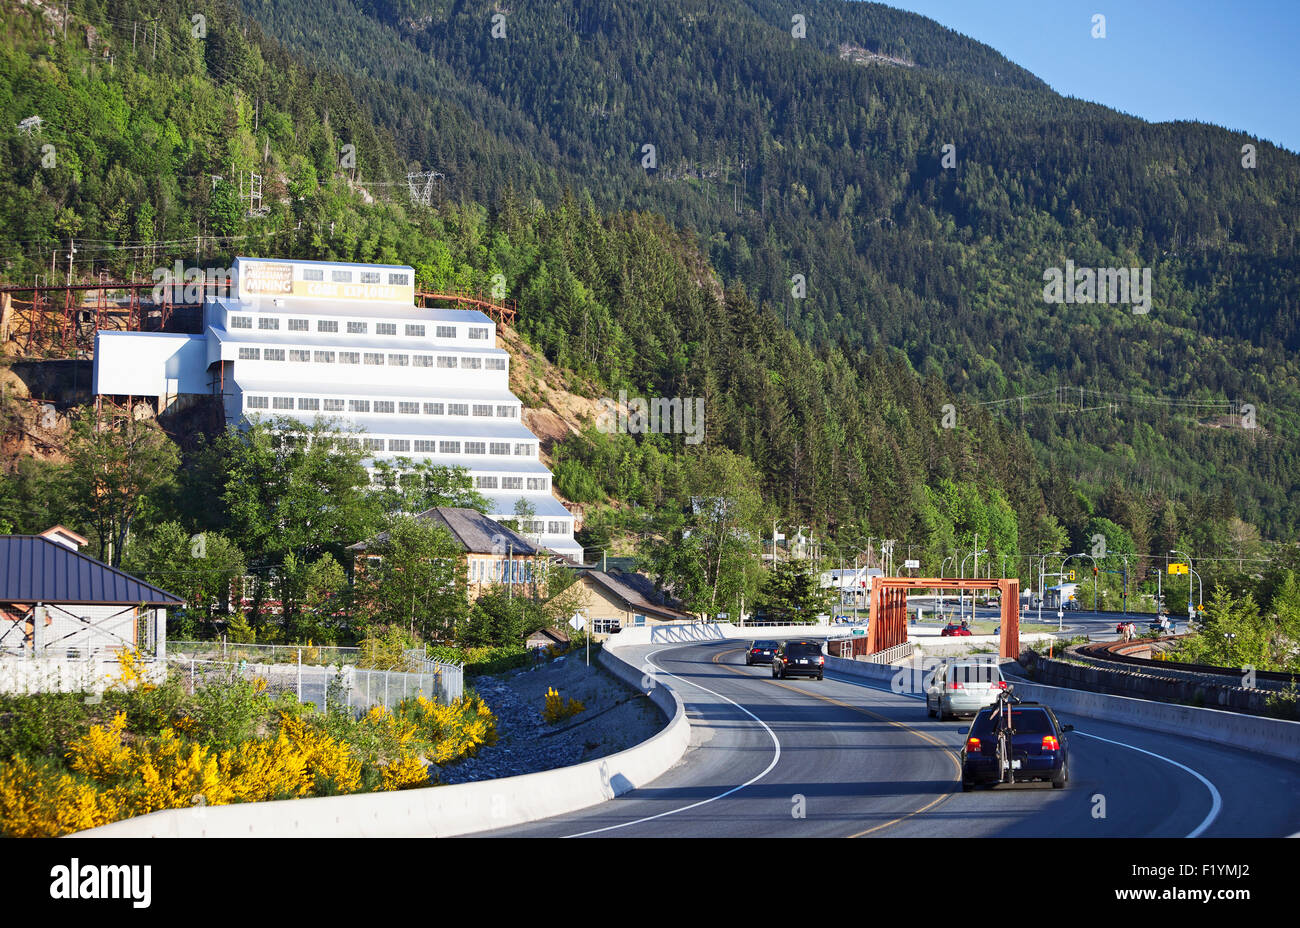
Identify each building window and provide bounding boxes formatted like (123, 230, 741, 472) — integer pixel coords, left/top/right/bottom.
(246, 396, 268, 409)
(475, 476, 498, 489)
(238, 347, 260, 360)
(436, 356, 457, 369)
(486, 358, 506, 370)
(373, 401, 395, 414)
(460, 357, 482, 370)
(439, 441, 460, 454)
(468, 327, 488, 340)
(525, 520, 546, 534)
(389, 439, 410, 452)
(360, 271, 381, 284)
(347, 321, 367, 334)
(288, 319, 309, 331)
(258, 317, 280, 330)
(272, 397, 294, 410)
(405, 325, 425, 337)
(298, 398, 320, 411)
(473, 404, 493, 417)
(489, 442, 510, 455)
(318, 319, 338, 332)
(399, 402, 420, 415)
(332, 270, 353, 283)
(593, 618, 621, 635)
(324, 399, 344, 411)
(514, 443, 533, 456)
(364, 438, 384, 451)
(413, 354, 434, 367)
(389, 272, 409, 286)
(229, 315, 252, 329)
(303, 268, 324, 281)
(527, 477, 549, 491)
(547, 521, 565, 535)
(414, 440, 436, 452)
(497, 406, 515, 417)
(289, 350, 310, 363)
(364, 353, 385, 365)
(464, 441, 486, 455)
(263, 348, 285, 361)
(339, 352, 360, 364)
(314, 351, 335, 363)
(448, 403, 469, 416)
(502, 477, 523, 490)
(436, 325, 456, 339)
(349, 400, 370, 413)
(376, 322, 397, 336)
(423, 402, 444, 415)
(388, 354, 409, 366)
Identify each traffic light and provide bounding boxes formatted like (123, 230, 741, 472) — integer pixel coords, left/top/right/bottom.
(1068, 570, 1075, 581)
(1093, 566, 1098, 576)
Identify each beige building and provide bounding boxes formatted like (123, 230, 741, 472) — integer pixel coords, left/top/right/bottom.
(348, 507, 561, 602)
(567, 569, 695, 639)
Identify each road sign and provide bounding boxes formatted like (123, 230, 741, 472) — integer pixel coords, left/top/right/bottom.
(1168, 563, 1189, 575)
(568, 613, 586, 631)
(904, 559, 920, 569)
(851, 628, 867, 636)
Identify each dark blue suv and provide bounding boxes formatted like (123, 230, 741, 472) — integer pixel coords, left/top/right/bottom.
(960, 702, 1072, 790)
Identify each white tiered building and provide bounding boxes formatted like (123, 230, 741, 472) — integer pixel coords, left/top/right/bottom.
(93, 256, 582, 559)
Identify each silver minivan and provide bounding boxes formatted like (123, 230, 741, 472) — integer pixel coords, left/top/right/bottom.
(926, 660, 1006, 720)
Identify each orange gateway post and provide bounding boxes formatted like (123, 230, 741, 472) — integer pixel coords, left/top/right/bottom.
(866, 577, 1020, 659)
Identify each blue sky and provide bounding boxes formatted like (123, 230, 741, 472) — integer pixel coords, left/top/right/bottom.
(879, 0, 1299, 153)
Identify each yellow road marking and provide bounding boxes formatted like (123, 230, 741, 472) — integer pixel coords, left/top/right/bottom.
(712, 647, 961, 837)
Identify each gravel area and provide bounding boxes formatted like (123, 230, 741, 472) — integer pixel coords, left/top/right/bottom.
(434, 651, 667, 785)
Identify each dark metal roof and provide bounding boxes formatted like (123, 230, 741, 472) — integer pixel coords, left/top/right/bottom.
(581, 569, 694, 621)
(347, 507, 541, 557)
(0, 536, 184, 607)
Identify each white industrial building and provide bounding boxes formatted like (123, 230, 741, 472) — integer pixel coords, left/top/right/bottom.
(93, 257, 582, 559)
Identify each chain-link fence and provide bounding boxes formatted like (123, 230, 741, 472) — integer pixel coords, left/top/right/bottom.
(168, 640, 364, 667)
(168, 655, 463, 714)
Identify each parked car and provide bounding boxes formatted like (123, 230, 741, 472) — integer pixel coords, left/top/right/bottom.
(960, 701, 1072, 790)
(926, 660, 1006, 721)
(940, 623, 972, 637)
(745, 640, 780, 665)
(771, 639, 825, 680)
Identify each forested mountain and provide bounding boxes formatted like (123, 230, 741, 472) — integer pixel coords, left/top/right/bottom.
(225, 0, 1300, 537)
(0, 0, 1294, 595)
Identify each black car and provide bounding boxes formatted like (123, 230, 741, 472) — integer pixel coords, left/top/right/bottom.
(960, 701, 1072, 790)
(771, 640, 825, 680)
(745, 640, 780, 665)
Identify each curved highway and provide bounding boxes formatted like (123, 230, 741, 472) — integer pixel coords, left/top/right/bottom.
(475, 639, 1300, 837)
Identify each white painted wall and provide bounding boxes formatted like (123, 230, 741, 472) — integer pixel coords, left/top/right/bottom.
(94, 332, 208, 396)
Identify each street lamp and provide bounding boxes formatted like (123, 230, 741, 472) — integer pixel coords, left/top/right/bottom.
(1170, 549, 1194, 628)
(1037, 550, 1063, 624)
(960, 549, 987, 622)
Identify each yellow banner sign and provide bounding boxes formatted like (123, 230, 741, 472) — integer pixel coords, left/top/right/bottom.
(1168, 563, 1189, 575)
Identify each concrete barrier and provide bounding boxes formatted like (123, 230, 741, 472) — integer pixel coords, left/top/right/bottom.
(608, 622, 847, 646)
(74, 645, 689, 838)
(1009, 679, 1300, 765)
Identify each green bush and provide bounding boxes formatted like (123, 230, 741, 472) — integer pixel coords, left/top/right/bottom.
(0, 693, 90, 761)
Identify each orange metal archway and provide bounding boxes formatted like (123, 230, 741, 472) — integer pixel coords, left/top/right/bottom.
(867, 577, 1020, 659)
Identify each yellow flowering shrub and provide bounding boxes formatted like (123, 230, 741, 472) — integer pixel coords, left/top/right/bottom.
(110, 646, 155, 691)
(0, 756, 120, 838)
(379, 753, 430, 790)
(542, 686, 585, 724)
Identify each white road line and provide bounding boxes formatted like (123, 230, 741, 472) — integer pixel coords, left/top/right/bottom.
(1069, 730, 1222, 838)
(824, 670, 1223, 838)
(561, 647, 781, 838)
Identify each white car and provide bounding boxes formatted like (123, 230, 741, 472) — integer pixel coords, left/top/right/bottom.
(926, 660, 1007, 721)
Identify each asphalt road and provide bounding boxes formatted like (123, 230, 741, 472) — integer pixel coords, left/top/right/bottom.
(475, 639, 1300, 837)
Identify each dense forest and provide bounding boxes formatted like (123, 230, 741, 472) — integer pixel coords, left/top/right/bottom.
(0, 0, 1295, 622)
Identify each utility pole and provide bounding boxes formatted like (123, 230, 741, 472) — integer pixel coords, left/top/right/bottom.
(65, 239, 76, 285)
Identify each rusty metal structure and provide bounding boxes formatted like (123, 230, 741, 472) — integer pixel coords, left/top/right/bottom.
(0, 279, 520, 360)
(867, 577, 1021, 659)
